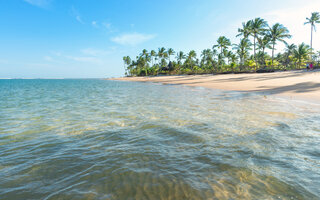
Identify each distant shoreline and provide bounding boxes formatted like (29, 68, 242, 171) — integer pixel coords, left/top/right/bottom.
(110, 69, 320, 102)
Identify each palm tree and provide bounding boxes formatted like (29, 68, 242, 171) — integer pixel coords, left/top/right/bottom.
(249, 18, 268, 63)
(237, 20, 252, 39)
(233, 38, 252, 67)
(304, 12, 320, 54)
(186, 50, 197, 67)
(167, 48, 175, 62)
(284, 43, 297, 68)
(293, 43, 310, 69)
(257, 35, 271, 67)
(158, 47, 166, 65)
(150, 50, 156, 66)
(176, 51, 186, 65)
(214, 36, 231, 55)
(122, 56, 131, 75)
(268, 23, 291, 65)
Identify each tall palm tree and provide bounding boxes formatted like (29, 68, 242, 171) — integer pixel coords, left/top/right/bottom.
(237, 20, 252, 39)
(249, 18, 268, 63)
(304, 12, 320, 55)
(293, 43, 310, 69)
(167, 48, 175, 62)
(257, 35, 272, 67)
(268, 23, 291, 65)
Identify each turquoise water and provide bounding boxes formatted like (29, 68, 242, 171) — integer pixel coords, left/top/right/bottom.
(0, 79, 320, 199)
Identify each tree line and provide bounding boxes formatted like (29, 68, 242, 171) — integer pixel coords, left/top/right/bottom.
(123, 13, 320, 76)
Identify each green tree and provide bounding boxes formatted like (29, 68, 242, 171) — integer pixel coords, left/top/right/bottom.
(293, 43, 310, 69)
(284, 43, 297, 68)
(257, 35, 271, 66)
(304, 12, 320, 55)
(268, 23, 291, 65)
(233, 38, 252, 67)
(176, 51, 186, 65)
(237, 20, 252, 39)
(214, 36, 231, 55)
(150, 50, 156, 66)
(167, 48, 175, 62)
(249, 18, 268, 63)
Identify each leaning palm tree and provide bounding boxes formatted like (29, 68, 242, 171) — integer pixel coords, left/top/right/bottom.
(304, 12, 320, 54)
(249, 18, 268, 63)
(167, 48, 175, 62)
(293, 43, 310, 69)
(268, 23, 291, 65)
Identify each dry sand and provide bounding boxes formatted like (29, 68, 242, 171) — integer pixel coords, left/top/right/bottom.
(111, 70, 320, 102)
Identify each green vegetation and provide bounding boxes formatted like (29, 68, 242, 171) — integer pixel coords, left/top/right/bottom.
(124, 13, 320, 76)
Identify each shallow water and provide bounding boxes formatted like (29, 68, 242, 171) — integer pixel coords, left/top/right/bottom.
(0, 79, 319, 200)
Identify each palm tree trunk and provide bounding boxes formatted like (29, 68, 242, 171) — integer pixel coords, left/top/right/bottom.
(253, 36, 256, 63)
(272, 42, 275, 66)
(311, 25, 313, 52)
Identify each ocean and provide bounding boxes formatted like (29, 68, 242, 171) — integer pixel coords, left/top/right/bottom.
(0, 79, 319, 199)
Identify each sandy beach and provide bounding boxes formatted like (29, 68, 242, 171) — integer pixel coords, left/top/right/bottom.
(112, 69, 320, 101)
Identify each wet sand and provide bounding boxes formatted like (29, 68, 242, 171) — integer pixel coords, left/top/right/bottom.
(111, 70, 320, 101)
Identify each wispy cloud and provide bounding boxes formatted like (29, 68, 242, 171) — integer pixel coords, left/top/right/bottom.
(23, 0, 52, 8)
(70, 6, 84, 24)
(111, 33, 156, 45)
(81, 48, 110, 56)
(91, 21, 117, 33)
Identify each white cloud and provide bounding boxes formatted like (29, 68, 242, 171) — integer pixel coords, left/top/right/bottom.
(23, 0, 51, 7)
(92, 21, 97, 27)
(70, 6, 84, 24)
(111, 33, 156, 45)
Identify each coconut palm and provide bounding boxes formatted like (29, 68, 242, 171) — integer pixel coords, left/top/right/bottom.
(268, 23, 291, 65)
(167, 48, 175, 62)
(257, 35, 271, 67)
(233, 38, 252, 66)
(237, 20, 252, 39)
(284, 43, 297, 68)
(150, 50, 156, 66)
(157, 47, 166, 64)
(249, 18, 268, 63)
(122, 56, 131, 75)
(185, 50, 197, 67)
(293, 43, 310, 69)
(304, 12, 320, 54)
(214, 36, 231, 55)
(176, 51, 186, 65)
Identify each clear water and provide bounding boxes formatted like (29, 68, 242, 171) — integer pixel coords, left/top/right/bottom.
(0, 79, 319, 200)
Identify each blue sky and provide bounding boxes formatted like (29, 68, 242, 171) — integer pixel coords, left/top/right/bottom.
(0, 0, 319, 78)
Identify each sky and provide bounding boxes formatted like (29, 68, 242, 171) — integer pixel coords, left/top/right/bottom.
(0, 0, 320, 78)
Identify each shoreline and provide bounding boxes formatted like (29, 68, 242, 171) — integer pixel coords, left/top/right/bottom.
(110, 69, 320, 102)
